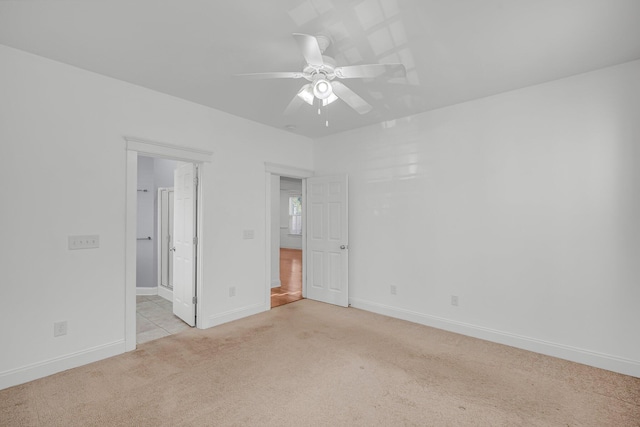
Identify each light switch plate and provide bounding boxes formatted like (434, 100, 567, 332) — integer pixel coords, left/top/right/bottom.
(68, 235, 100, 250)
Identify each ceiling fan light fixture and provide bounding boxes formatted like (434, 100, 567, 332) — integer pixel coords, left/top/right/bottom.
(313, 78, 333, 100)
(296, 85, 315, 105)
(322, 93, 338, 106)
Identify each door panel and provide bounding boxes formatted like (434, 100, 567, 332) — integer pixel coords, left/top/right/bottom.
(306, 175, 348, 307)
(328, 252, 342, 291)
(173, 163, 196, 326)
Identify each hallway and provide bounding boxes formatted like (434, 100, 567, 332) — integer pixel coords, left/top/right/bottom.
(271, 248, 302, 308)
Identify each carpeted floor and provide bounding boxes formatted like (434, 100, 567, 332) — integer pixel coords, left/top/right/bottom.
(1, 299, 639, 426)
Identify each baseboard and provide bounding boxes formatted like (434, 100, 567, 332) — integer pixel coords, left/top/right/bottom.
(0, 340, 125, 390)
(204, 303, 265, 329)
(157, 285, 172, 301)
(271, 279, 281, 288)
(136, 287, 158, 296)
(349, 297, 640, 378)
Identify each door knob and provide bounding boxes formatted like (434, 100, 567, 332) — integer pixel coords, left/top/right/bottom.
(340, 245, 347, 250)
(169, 247, 176, 252)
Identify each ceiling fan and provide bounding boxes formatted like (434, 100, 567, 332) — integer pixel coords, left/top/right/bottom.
(238, 33, 406, 116)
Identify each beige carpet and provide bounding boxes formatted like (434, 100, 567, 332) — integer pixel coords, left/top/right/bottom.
(2, 300, 639, 426)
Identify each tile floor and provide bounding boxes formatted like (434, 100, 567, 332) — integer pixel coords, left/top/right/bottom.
(136, 295, 191, 344)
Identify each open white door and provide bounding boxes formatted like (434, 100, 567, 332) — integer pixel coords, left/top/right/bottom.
(159, 189, 174, 290)
(306, 175, 349, 307)
(172, 163, 197, 326)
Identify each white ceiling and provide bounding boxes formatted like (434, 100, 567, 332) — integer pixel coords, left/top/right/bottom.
(2, 0, 640, 138)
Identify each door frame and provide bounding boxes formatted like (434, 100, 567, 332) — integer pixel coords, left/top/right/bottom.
(264, 162, 313, 311)
(125, 136, 212, 351)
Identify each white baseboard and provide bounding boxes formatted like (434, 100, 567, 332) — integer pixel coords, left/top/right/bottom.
(271, 279, 281, 288)
(0, 340, 125, 390)
(136, 287, 157, 296)
(157, 285, 172, 302)
(204, 303, 265, 329)
(349, 297, 640, 378)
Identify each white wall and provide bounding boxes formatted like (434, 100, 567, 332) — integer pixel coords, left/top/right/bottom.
(135, 156, 177, 291)
(154, 158, 177, 190)
(0, 44, 313, 389)
(280, 177, 302, 249)
(136, 156, 155, 288)
(314, 60, 640, 377)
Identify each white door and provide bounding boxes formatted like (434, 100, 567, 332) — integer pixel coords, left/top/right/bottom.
(159, 189, 174, 290)
(173, 163, 197, 326)
(168, 190, 174, 289)
(306, 175, 349, 307)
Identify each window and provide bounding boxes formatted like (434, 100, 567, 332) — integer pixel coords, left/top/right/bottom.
(289, 195, 302, 235)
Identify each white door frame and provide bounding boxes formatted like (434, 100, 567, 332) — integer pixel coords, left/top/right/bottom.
(264, 162, 313, 311)
(125, 136, 212, 351)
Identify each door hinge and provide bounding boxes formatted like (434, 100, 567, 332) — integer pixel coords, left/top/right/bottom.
(193, 236, 198, 245)
(192, 296, 197, 304)
(194, 175, 198, 186)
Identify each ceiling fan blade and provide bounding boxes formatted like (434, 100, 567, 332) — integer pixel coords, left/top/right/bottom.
(334, 63, 406, 79)
(236, 71, 304, 79)
(331, 81, 373, 115)
(284, 94, 304, 115)
(292, 33, 324, 67)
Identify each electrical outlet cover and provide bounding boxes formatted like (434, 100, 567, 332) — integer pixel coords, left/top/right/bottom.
(54, 321, 68, 337)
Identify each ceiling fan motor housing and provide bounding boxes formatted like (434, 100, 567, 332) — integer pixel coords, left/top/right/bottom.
(303, 55, 337, 80)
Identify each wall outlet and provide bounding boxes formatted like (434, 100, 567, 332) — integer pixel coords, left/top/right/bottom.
(229, 286, 236, 297)
(54, 321, 67, 337)
(390, 285, 397, 295)
(451, 295, 459, 306)
(68, 235, 99, 250)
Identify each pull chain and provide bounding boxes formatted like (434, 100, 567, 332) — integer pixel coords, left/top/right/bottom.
(317, 98, 329, 127)
(318, 99, 329, 127)
(325, 102, 329, 127)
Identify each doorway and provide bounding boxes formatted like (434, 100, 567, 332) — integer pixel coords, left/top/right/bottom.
(264, 163, 313, 311)
(125, 137, 212, 352)
(265, 165, 350, 310)
(271, 177, 303, 308)
(265, 167, 350, 311)
(135, 156, 193, 344)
